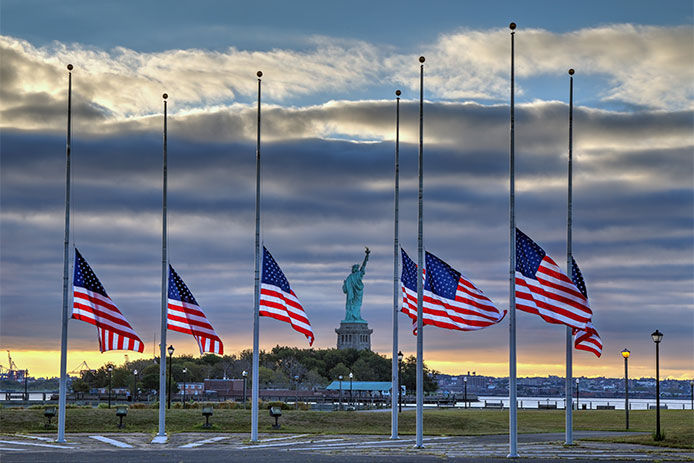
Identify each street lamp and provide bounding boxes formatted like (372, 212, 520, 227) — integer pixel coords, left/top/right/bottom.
(242, 371, 248, 409)
(338, 375, 343, 411)
(107, 364, 113, 409)
(132, 369, 138, 402)
(182, 368, 187, 409)
(294, 375, 300, 410)
(464, 376, 468, 409)
(622, 349, 631, 429)
(575, 378, 580, 410)
(690, 380, 693, 411)
(167, 345, 174, 409)
(651, 329, 663, 440)
(349, 372, 353, 408)
(397, 351, 403, 413)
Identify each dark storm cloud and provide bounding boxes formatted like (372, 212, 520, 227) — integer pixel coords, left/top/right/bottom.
(1, 97, 692, 375)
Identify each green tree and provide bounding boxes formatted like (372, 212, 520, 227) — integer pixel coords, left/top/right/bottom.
(400, 355, 439, 394)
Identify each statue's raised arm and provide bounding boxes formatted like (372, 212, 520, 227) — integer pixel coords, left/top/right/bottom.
(360, 247, 370, 273)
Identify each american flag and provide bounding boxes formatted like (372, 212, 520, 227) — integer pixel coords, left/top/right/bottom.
(515, 228, 592, 330)
(570, 257, 602, 357)
(401, 249, 506, 333)
(167, 265, 224, 355)
(259, 246, 314, 346)
(72, 249, 144, 353)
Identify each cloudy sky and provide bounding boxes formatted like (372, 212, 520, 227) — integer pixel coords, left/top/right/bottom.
(1, 0, 692, 380)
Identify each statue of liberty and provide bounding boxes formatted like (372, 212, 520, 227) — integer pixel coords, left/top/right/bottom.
(342, 247, 370, 323)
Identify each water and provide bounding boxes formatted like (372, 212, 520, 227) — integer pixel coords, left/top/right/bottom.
(459, 396, 693, 410)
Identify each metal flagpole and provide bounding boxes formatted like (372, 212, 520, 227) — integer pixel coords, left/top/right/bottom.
(57, 63, 73, 443)
(391, 89, 401, 440)
(565, 68, 575, 446)
(156, 93, 169, 440)
(508, 22, 519, 459)
(251, 70, 263, 443)
(415, 56, 425, 449)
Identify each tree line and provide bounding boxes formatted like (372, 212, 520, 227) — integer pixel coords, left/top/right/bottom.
(70, 346, 439, 395)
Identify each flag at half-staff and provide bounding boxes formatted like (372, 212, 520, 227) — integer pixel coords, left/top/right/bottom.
(401, 249, 506, 332)
(72, 249, 144, 352)
(259, 246, 314, 346)
(167, 265, 224, 355)
(515, 228, 592, 330)
(569, 257, 602, 357)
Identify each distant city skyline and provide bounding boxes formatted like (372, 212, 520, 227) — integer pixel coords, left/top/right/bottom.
(1, 1, 692, 380)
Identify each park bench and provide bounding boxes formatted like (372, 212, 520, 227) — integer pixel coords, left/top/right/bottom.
(484, 401, 504, 409)
(538, 403, 557, 409)
(202, 406, 213, 428)
(596, 405, 615, 410)
(648, 404, 668, 409)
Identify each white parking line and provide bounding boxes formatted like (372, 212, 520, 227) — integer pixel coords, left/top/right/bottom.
(179, 436, 229, 448)
(238, 438, 343, 449)
(258, 434, 309, 442)
(88, 436, 133, 448)
(0, 447, 27, 451)
(0, 440, 72, 449)
(15, 434, 54, 442)
(289, 436, 454, 451)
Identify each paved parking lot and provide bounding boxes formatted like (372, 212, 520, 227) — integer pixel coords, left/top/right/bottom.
(1, 431, 692, 462)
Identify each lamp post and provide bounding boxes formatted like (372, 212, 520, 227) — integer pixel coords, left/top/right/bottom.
(167, 345, 174, 409)
(349, 372, 353, 408)
(338, 375, 343, 411)
(575, 378, 579, 410)
(464, 376, 468, 409)
(242, 371, 248, 409)
(690, 380, 693, 411)
(294, 375, 300, 410)
(107, 364, 113, 409)
(182, 368, 187, 409)
(133, 369, 138, 402)
(24, 369, 28, 401)
(651, 330, 663, 440)
(622, 349, 630, 429)
(398, 351, 403, 413)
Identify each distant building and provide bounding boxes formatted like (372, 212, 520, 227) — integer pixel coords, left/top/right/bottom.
(204, 378, 244, 397)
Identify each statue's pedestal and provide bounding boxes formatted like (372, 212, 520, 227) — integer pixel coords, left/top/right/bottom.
(336, 321, 372, 351)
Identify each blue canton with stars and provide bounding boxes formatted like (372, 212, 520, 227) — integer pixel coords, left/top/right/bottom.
(262, 247, 291, 293)
(400, 248, 418, 292)
(168, 265, 199, 305)
(515, 228, 545, 280)
(424, 252, 460, 299)
(570, 257, 588, 298)
(73, 249, 109, 298)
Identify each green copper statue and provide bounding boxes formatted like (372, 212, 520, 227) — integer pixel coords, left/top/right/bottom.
(342, 247, 370, 323)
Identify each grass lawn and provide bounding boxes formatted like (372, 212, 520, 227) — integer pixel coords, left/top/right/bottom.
(1, 407, 691, 448)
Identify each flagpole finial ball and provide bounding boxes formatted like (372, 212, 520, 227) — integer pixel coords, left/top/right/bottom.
(419, 56, 425, 63)
(395, 90, 401, 96)
(509, 22, 517, 30)
(67, 64, 73, 71)
(257, 71, 263, 78)
(568, 69, 575, 75)
(162, 93, 168, 100)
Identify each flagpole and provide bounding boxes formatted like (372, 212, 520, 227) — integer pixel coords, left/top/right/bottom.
(415, 56, 425, 449)
(391, 89, 401, 440)
(57, 63, 73, 444)
(508, 22, 519, 459)
(156, 93, 169, 440)
(251, 70, 263, 443)
(565, 68, 575, 446)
